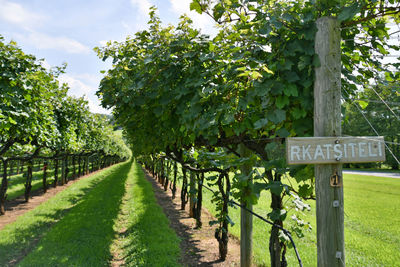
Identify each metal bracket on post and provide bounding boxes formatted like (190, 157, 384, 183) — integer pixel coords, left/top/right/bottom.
(330, 172, 342, 187)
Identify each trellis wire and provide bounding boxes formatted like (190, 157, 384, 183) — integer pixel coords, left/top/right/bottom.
(341, 23, 398, 30)
(341, 96, 400, 106)
(342, 135, 400, 146)
(369, 87, 400, 119)
(369, 71, 400, 122)
(202, 183, 303, 267)
(342, 87, 400, 165)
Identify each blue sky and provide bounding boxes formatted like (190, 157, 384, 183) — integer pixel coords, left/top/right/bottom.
(0, 0, 217, 113)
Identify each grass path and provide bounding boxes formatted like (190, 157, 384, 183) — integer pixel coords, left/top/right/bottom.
(0, 162, 125, 266)
(0, 160, 181, 266)
(110, 162, 181, 266)
(17, 162, 131, 266)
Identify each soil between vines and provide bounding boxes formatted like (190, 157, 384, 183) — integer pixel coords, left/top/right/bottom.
(144, 170, 241, 267)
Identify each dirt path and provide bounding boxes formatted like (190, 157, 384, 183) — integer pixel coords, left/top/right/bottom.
(144, 171, 240, 267)
(0, 170, 103, 230)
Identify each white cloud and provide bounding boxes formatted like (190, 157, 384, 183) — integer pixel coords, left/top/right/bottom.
(169, 0, 217, 36)
(58, 73, 110, 114)
(40, 58, 52, 70)
(59, 74, 94, 96)
(130, 0, 153, 16)
(20, 32, 91, 54)
(125, 0, 156, 33)
(0, 0, 45, 28)
(86, 97, 111, 114)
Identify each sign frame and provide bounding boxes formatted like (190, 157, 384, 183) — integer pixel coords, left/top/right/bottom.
(286, 136, 385, 165)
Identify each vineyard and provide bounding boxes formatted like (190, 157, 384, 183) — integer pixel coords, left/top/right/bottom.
(1, 0, 400, 266)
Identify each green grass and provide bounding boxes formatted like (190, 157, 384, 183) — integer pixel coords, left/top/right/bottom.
(344, 167, 400, 173)
(110, 162, 181, 266)
(0, 162, 126, 266)
(7, 170, 54, 200)
(17, 161, 131, 266)
(7, 166, 81, 200)
(198, 172, 400, 266)
(0, 161, 181, 267)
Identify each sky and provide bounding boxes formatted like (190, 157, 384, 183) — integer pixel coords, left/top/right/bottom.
(0, 0, 218, 114)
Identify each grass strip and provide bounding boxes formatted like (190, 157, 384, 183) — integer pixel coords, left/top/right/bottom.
(17, 161, 131, 266)
(0, 162, 126, 266)
(110, 162, 181, 266)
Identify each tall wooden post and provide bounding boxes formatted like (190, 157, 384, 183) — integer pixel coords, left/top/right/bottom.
(314, 17, 345, 266)
(239, 144, 253, 267)
(189, 171, 196, 218)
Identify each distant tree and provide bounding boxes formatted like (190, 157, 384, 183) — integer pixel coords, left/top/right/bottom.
(343, 81, 400, 169)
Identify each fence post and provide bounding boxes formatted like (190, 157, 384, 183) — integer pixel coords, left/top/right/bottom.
(314, 17, 345, 266)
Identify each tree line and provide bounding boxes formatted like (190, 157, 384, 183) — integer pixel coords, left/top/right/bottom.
(0, 36, 131, 215)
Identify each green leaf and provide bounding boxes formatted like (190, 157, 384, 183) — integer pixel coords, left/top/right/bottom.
(275, 109, 286, 122)
(259, 23, 272, 35)
(338, 3, 361, 22)
(268, 209, 287, 221)
(253, 182, 267, 196)
(262, 65, 274, 75)
(284, 71, 300, 83)
(357, 100, 368, 109)
(267, 181, 284, 196)
(250, 71, 262, 80)
(8, 117, 17, 125)
(254, 118, 268, 129)
(190, 1, 202, 14)
(213, 3, 225, 21)
(291, 107, 306, 119)
(276, 95, 289, 109)
(313, 55, 320, 67)
(276, 128, 290, 138)
(283, 84, 298, 97)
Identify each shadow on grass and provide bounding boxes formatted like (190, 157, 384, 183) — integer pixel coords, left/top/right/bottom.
(0, 161, 130, 267)
(113, 163, 182, 266)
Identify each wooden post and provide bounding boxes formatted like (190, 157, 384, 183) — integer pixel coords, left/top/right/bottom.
(239, 144, 253, 267)
(189, 170, 196, 217)
(314, 17, 344, 266)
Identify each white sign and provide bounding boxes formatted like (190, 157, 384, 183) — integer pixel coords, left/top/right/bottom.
(286, 136, 386, 165)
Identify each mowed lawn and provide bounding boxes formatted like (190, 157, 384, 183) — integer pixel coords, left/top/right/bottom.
(0, 161, 181, 267)
(201, 172, 400, 266)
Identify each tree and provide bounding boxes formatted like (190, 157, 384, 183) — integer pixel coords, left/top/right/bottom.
(343, 82, 400, 169)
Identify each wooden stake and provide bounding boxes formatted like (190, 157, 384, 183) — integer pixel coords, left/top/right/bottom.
(239, 144, 253, 267)
(189, 171, 196, 218)
(314, 17, 345, 267)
